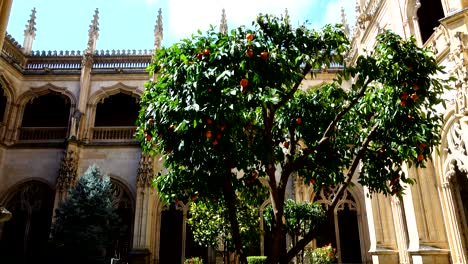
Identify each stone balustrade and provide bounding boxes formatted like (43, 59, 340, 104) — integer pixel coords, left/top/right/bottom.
(18, 127, 68, 141)
(90, 126, 137, 141)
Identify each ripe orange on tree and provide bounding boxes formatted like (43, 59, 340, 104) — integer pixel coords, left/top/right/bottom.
(246, 49, 254, 57)
(260, 51, 269, 60)
(206, 131, 212, 138)
(240, 78, 249, 88)
(246, 33, 254, 41)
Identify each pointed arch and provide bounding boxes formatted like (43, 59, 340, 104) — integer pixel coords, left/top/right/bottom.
(109, 176, 135, 262)
(17, 83, 76, 106)
(437, 108, 468, 263)
(13, 83, 75, 142)
(88, 82, 142, 105)
(0, 180, 54, 262)
(0, 72, 16, 141)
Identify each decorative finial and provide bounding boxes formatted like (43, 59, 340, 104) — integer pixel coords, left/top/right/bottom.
(220, 8, 228, 34)
(86, 8, 99, 54)
(24, 7, 36, 35)
(284, 8, 291, 29)
(154, 8, 163, 50)
(22, 7, 37, 55)
(341, 7, 350, 37)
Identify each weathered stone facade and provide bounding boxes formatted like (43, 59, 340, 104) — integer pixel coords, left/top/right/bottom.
(0, 0, 468, 263)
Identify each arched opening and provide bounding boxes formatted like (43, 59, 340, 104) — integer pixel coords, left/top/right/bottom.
(0, 181, 54, 263)
(417, 0, 444, 44)
(313, 188, 362, 264)
(159, 205, 183, 263)
(453, 165, 468, 248)
(109, 179, 134, 262)
(158, 204, 210, 264)
(20, 93, 71, 141)
(92, 93, 139, 141)
(0, 83, 7, 123)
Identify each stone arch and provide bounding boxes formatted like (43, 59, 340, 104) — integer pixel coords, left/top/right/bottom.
(0, 73, 16, 142)
(437, 110, 468, 263)
(109, 176, 135, 262)
(312, 186, 368, 264)
(13, 83, 76, 142)
(259, 199, 271, 256)
(85, 83, 142, 141)
(88, 82, 142, 106)
(0, 180, 55, 262)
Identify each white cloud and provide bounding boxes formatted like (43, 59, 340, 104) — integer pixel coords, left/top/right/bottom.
(165, 0, 317, 44)
(308, 0, 356, 31)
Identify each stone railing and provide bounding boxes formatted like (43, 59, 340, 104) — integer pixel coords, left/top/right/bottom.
(90, 126, 137, 141)
(1, 33, 153, 73)
(18, 127, 68, 141)
(92, 55, 152, 70)
(25, 57, 83, 70)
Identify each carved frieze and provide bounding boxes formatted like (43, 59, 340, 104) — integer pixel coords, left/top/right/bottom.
(136, 155, 154, 188)
(56, 150, 78, 191)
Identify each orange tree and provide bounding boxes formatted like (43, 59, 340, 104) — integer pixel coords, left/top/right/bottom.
(136, 14, 450, 263)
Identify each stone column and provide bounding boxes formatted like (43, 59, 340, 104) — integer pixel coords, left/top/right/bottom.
(390, 197, 410, 264)
(440, 179, 467, 264)
(0, 0, 13, 49)
(364, 189, 399, 263)
(129, 155, 160, 264)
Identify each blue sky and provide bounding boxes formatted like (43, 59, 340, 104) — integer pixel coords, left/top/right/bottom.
(6, 0, 356, 52)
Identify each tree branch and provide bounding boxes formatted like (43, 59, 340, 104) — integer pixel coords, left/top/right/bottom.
(284, 122, 379, 262)
(274, 64, 313, 111)
(329, 122, 378, 209)
(285, 76, 373, 173)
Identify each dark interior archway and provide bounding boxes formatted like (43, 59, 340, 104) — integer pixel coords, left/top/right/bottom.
(0, 181, 54, 263)
(109, 179, 134, 262)
(417, 0, 444, 44)
(454, 165, 468, 248)
(22, 93, 70, 127)
(94, 93, 139, 127)
(0, 83, 7, 123)
(159, 205, 183, 263)
(338, 205, 362, 263)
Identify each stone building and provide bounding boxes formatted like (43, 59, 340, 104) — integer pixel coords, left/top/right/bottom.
(0, 0, 468, 263)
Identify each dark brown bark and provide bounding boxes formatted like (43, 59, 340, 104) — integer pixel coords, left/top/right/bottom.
(222, 169, 247, 263)
(284, 123, 379, 262)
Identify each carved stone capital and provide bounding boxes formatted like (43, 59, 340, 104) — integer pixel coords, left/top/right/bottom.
(56, 150, 78, 191)
(81, 52, 94, 68)
(136, 155, 154, 188)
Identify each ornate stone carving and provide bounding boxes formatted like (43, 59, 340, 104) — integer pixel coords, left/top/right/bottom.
(154, 9, 163, 51)
(314, 186, 357, 211)
(81, 52, 94, 68)
(220, 8, 228, 35)
(56, 150, 78, 191)
(136, 155, 154, 187)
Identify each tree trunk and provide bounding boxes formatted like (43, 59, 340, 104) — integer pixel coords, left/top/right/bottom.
(223, 170, 247, 263)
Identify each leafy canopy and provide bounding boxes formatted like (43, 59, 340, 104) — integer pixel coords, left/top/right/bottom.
(137, 12, 450, 262)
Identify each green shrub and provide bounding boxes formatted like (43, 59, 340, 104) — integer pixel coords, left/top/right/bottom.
(247, 256, 267, 264)
(184, 257, 203, 264)
(306, 245, 336, 264)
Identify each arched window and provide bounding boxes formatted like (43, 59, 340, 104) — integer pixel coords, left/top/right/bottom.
(109, 179, 134, 262)
(20, 93, 71, 141)
(159, 203, 209, 263)
(95, 93, 139, 127)
(314, 188, 363, 263)
(0, 83, 7, 123)
(91, 93, 139, 141)
(0, 181, 54, 263)
(417, 0, 444, 44)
